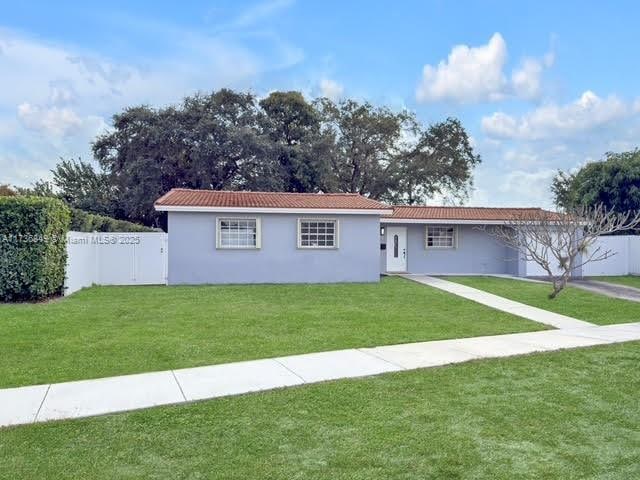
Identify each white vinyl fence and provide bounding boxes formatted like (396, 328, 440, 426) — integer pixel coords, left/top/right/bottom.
(524, 231, 565, 278)
(582, 235, 640, 276)
(65, 232, 168, 295)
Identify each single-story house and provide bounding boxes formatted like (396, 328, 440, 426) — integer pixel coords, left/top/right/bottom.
(154, 188, 556, 284)
(155, 189, 392, 284)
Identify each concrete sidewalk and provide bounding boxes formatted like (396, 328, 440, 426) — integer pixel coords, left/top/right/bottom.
(2, 322, 640, 428)
(402, 275, 595, 329)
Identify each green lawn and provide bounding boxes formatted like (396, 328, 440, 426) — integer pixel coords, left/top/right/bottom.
(0, 277, 545, 388)
(444, 276, 640, 325)
(2, 341, 639, 479)
(590, 275, 640, 290)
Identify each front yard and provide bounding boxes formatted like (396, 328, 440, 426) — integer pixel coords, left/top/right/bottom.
(444, 276, 640, 324)
(0, 277, 545, 388)
(2, 341, 639, 479)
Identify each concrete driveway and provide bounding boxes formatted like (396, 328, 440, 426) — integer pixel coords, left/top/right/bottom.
(569, 279, 640, 303)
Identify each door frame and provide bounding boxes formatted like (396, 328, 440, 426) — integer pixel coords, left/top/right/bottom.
(386, 226, 407, 273)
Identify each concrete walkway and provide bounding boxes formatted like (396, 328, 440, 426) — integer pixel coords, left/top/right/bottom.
(402, 275, 595, 329)
(569, 279, 640, 303)
(2, 322, 640, 428)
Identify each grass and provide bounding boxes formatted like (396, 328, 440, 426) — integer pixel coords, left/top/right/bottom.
(2, 341, 639, 479)
(0, 277, 545, 388)
(590, 275, 640, 290)
(444, 276, 640, 325)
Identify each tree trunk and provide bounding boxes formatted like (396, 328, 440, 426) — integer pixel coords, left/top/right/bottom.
(548, 275, 569, 299)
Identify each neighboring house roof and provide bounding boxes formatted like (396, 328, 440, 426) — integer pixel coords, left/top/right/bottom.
(154, 188, 393, 214)
(384, 205, 560, 223)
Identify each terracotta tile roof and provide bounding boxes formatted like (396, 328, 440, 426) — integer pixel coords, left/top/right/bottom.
(155, 188, 392, 211)
(154, 189, 557, 220)
(387, 205, 560, 221)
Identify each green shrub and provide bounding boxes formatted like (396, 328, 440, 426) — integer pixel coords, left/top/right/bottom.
(69, 208, 154, 233)
(0, 196, 71, 302)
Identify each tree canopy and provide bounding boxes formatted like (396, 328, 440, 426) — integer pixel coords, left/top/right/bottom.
(552, 149, 640, 212)
(260, 91, 332, 193)
(24, 89, 481, 227)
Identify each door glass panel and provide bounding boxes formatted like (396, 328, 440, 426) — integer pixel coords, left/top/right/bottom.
(393, 234, 398, 258)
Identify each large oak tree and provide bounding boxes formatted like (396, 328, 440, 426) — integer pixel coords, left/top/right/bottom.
(315, 99, 480, 203)
(29, 89, 481, 227)
(93, 90, 274, 225)
(259, 91, 334, 193)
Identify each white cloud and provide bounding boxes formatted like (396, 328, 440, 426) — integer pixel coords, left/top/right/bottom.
(17, 103, 83, 137)
(482, 91, 634, 140)
(467, 186, 491, 206)
(416, 33, 508, 103)
(463, 165, 558, 208)
(319, 78, 344, 101)
(481, 112, 519, 138)
(0, 22, 303, 112)
(511, 58, 546, 100)
(0, 24, 304, 186)
(471, 100, 640, 208)
(416, 33, 554, 104)
(48, 80, 77, 105)
(503, 149, 540, 168)
(231, 0, 295, 28)
(498, 168, 558, 204)
(0, 31, 172, 112)
(0, 151, 52, 186)
(16, 102, 107, 140)
(500, 169, 557, 193)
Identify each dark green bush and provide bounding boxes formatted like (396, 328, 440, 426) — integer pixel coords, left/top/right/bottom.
(69, 208, 155, 232)
(0, 196, 71, 302)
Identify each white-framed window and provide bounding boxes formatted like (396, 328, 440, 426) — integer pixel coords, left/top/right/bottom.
(216, 217, 261, 249)
(297, 218, 338, 249)
(426, 225, 457, 249)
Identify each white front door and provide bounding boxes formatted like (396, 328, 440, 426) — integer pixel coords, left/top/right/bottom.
(386, 227, 407, 272)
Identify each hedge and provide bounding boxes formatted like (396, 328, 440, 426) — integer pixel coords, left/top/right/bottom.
(70, 208, 155, 233)
(0, 196, 71, 302)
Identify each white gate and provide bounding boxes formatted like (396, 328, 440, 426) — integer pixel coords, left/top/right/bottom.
(521, 234, 640, 277)
(629, 237, 640, 275)
(65, 232, 167, 295)
(581, 236, 630, 276)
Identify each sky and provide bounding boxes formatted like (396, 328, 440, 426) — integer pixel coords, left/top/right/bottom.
(1, 0, 639, 208)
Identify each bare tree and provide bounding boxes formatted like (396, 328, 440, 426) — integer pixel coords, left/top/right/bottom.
(482, 205, 640, 299)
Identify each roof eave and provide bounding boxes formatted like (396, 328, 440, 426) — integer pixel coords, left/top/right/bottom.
(154, 205, 394, 215)
(381, 218, 512, 224)
(381, 217, 563, 224)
